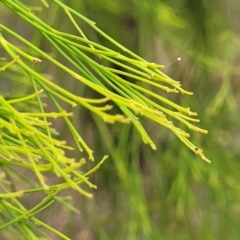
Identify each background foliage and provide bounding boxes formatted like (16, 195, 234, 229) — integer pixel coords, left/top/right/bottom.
(1, 0, 240, 239)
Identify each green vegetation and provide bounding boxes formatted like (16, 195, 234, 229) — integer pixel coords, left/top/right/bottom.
(0, 0, 239, 239)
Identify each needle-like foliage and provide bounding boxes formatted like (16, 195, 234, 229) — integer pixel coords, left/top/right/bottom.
(0, 0, 209, 239)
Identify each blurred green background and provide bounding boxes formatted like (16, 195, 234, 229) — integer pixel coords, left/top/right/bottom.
(1, 0, 240, 239)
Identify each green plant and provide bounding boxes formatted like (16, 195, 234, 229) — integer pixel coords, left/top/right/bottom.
(0, 0, 209, 239)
